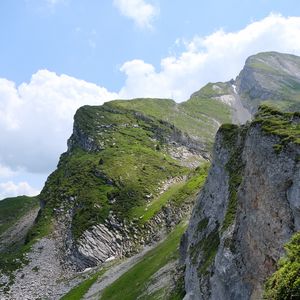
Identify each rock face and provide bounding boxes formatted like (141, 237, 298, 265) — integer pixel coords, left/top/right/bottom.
(182, 107, 300, 299)
(236, 51, 300, 112)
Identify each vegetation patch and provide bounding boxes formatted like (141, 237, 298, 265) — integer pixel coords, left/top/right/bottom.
(253, 104, 300, 153)
(112, 94, 231, 150)
(195, 226, 220, 275)
(264, 231, 300, 299)
(197, 218, 209, 233)
(60, 268, 107, 300)
(219, 124, 246, 232)
(0, 196, 38, 236)
(131, 163, 209, 223)
(0, 196, 41, 288)
(101, 222, 187, 300)
(38, 104, 190, 240)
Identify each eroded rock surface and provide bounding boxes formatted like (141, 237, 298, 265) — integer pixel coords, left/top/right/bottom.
(182, 116, 300, 300)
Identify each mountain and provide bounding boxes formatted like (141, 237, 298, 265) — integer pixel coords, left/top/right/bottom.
(1, 51, 300, 299)
(236, 51, 300, 112)
(0, 100, 211, 299)
(182, 105, 300, 299)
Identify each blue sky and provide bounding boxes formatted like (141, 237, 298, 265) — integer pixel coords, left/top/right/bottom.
(2, 0, 300, 88)
(1, 0, 300, 199)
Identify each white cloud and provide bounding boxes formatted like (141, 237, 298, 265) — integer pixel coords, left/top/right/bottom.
(0, 165, 17, 179)
(118, 14, 300, 100)
(113, 0, 158, 29)
(0, 70, 118, 175)
(0, 181, 39, 200)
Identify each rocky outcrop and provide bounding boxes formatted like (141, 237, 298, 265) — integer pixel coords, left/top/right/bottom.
(182, 110, 300, 299)
(72, 198, 193, 269)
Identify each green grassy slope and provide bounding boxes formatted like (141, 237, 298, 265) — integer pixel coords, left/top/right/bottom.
(60, 268, 107, 300)
(112, 95, 232, 149)
(264, 231, 300, 299)
(101, 221, 187, 300)
(0, 196, 38, 236)
(36, 104, 191, 240)
(253, 104, 300, 153)
(0, 96, 213, 285)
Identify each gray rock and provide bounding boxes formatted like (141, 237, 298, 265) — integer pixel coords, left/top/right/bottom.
(182, 123, 300, 300)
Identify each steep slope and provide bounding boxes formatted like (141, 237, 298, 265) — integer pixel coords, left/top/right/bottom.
(0, 196, 39, 293)
(236, 51, 300, 112)
(0, 196, 38, 238)
(182, 105, 300, 299)
(186, 82, 251, 126)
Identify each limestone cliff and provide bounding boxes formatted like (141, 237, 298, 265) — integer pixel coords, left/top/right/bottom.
(182, 105, 300, 300)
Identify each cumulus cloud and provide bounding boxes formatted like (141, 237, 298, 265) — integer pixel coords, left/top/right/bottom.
(113, 0, 158, 29)
(0, 181, 39, 200)
(0, 70, 118, 175)
(119, 14, 300, 100)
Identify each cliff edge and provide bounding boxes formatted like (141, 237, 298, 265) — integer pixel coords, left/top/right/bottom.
(182, 105, 300, 299)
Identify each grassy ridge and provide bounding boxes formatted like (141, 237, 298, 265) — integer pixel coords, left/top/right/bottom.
(112, 95, 231, 148)
(0, 196, 39, 290)
(25, 92, 230, 243)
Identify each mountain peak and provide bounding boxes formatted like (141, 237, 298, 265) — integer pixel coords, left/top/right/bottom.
(245, 51, 300, 77)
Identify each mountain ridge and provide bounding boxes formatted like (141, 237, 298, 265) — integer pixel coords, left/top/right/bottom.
(1, 51, 300, 299)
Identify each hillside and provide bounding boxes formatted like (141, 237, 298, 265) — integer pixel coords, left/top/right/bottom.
(0, 99, 210, 299)
(182, 105, 300, 299)
(2, 51, 300, 299)
(0, 196, 38, 237)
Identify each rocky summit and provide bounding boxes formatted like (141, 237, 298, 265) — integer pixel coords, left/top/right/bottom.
(1, 51, 300, 300)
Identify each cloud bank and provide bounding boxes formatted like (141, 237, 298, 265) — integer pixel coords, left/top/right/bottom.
(2, 14, 300, 199)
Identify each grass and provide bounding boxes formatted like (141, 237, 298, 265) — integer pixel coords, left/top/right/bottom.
(60, 268, 107, 300)
(37, 104, 189, 240)
(264, 231, 300, 299)
(101, 221, 187, 300)
(112, 94, 231, 149)
(24, 94, 229, 242)
(0, 195, 40, 290)
(130, 162, 209, 223)
(253, 104, 300, 152)
(189, 225, 220, 274)
(219, 124, 246, 232)
(0, 196, 39, 236)
(131, 181, 185, 222)
(197, 227, 220, 275)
